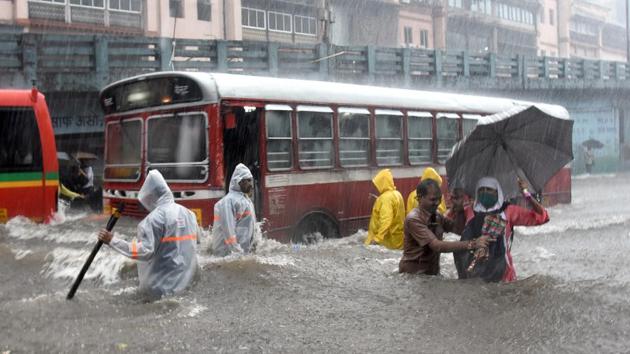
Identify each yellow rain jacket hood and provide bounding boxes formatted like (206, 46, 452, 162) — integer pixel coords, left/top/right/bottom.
(406, 167, 447, 215)
(365, 169, 405, 249)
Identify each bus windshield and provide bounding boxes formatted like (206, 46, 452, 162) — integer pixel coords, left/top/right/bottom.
(0, 107, 42, 173)
(104, 119, 142, 181)
(146, 112, 208, 182)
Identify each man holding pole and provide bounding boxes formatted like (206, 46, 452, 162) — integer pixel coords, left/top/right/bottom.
(98, 170, 199, 299)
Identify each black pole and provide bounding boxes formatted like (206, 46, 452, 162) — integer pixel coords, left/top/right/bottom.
(66, 205, 124, 300)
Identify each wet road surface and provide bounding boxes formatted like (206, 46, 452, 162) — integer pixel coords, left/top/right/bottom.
(2, 173, 630, 353)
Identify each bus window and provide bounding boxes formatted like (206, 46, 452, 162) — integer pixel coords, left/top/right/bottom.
(338, 107, 370, 167)
(436, 112, 460, 163)
(104, 118, 142, 181)
(462, 114, 481, 137)
(0, 107, 42, 172)
(297, 105, 333, 169)
(147, 112, 208, 181)
(375, 109, 403, 166)
(408, 111, 433, 165)
(265, 105, 293, 171)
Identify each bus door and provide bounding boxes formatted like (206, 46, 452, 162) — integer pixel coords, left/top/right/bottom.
(222, 105, 261, 217)
(0, 106, 44, 221)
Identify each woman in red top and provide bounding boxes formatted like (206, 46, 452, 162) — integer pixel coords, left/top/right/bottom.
(455, 176, 549, 282)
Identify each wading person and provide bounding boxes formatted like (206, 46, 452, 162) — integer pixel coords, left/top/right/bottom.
(364, 168, 405, 250)
(406, 167, 447, 215)
(399, 179, 490, 275)
(210, 163, 257, 256)
(454, 176, 549, 282)
(584, 146, 595, 174)
(98, 170, 199, 298)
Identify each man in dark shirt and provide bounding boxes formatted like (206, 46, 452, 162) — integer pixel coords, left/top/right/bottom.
(399, 179, 490, 275)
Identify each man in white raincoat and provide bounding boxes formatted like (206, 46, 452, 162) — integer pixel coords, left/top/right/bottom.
(211, 163, 257, 256)
(98, 170, 199, 298)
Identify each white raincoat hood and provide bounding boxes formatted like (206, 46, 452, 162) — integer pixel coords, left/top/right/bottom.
(138, 170, 174, 211)
(229, 163, 253, 192)
(473, 176, 505, 213)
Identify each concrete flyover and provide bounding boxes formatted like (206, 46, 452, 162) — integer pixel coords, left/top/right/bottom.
(1, 31, 629, 173)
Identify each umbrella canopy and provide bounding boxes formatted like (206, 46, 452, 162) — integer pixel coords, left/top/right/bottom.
(446, 105, 574, 199)
(57, 151, 79, 167)
(582, 138, 604, 149)
(57, 151, 72, 161)
(73, 151, 98, 160)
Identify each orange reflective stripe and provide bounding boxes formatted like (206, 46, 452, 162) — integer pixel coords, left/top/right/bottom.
(131, 240, 138, 260)
(214, 214, 220, 222)
(224, 235, 237, 245)
(236, 210, 252, 220)
(161, 234, 197, 243)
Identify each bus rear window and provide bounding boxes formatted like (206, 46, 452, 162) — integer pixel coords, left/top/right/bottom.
(104, 119, 142, 181)
(0, 107, 42, 173)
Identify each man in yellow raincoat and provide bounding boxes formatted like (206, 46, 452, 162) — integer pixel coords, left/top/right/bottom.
(364, 169, 405, 249)
(406, 167, 447, 215)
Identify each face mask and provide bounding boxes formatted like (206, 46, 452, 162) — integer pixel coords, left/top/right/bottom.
(478, 192, 498, 209)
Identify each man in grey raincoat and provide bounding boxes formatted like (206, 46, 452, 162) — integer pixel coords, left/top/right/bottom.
(98, 170, 199, 298)
(211, 163, 257, 256)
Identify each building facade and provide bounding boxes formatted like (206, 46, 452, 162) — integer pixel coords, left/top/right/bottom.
(537, 0, 558, 57)
(398, 0, 445, 49)
(445, 0, 540, 56)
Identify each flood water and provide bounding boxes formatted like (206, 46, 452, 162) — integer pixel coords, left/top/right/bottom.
(2, 174, 630, 353)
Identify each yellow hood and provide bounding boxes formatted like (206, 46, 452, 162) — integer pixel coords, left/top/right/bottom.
(372, 169, 395, 194)
(421, 167, 442, 186)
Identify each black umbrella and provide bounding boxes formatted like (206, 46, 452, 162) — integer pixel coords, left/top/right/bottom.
(446, 105, 574, 199)
(582, 138, 604, 149)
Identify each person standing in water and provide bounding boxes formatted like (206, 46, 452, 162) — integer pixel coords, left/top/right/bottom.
(364, 169, 405, 250)
(454, 176, 549, 282)
(210, 163, 257, 256)
(98, 170, 199, 298)
(399, 179, 490, 275)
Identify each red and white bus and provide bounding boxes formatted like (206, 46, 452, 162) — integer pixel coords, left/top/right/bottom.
(99, 72, 571, 242)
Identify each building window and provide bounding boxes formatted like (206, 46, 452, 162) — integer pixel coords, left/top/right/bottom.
(242, 7, 265, 29)
(471, 0, 491, 15)
(404, 26, 413, 46)
(420, 29, 428, 48)
(375, 110, 403, 166)
(169, 0, 183, 18)
(549, 9, 554, 26)
(338, 108, 370, 167)
(297, 106, 333, 169)
(268, 11, 292, 33)
(295, 15, 317, 35)
(32, 0, 66, 4)
(448, 0, 462, 8)
(109, 0, 141, 12)
(266, 107, 293, 171)
(70, 0, 104, 8)
(407, 112, 433, 165)
(197, 0, 211, 21)
(539, 7, 544, 24)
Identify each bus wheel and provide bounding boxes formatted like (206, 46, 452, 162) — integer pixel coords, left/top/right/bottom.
(292, 214, 340, 244)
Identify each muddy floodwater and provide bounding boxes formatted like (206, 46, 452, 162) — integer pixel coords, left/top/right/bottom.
(2, 174, 630, 353)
